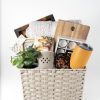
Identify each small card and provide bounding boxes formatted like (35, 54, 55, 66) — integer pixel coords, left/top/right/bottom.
(10, 35, 26, 54)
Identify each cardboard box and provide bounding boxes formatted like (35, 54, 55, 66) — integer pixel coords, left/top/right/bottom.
(14, 14, 55, 37)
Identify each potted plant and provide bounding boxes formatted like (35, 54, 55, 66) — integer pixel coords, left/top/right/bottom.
(11, 47, 41, 69)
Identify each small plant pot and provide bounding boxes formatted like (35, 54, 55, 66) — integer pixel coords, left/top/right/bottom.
(23, 63, 38, 69)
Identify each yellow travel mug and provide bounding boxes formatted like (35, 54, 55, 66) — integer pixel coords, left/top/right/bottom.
(70, 43, 93, 69)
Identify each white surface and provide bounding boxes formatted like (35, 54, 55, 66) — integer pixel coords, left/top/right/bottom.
(1, 0, 100, 100)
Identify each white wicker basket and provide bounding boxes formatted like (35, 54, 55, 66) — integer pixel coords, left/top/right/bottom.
(20, 69, 86, 100)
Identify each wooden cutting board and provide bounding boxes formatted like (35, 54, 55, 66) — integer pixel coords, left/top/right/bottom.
(54, 20, 90, 41)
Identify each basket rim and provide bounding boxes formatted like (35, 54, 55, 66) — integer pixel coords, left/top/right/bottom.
(20, 68, 86, 71)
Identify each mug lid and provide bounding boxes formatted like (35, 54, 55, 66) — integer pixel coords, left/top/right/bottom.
(79, 43, 93, 51)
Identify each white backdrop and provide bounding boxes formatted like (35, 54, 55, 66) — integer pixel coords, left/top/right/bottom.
(1, 0, 100, 100)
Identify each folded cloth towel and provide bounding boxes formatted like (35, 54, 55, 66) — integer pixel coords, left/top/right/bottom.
(26, 21, 57, 38)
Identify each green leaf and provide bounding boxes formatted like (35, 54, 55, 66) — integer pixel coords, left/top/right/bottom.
(17, 63, 24, 68)
(24, 60, 33, 66)
(12, 58, 18, 65)
(12, 56, 24, 67)
(25, 52, 34, 59)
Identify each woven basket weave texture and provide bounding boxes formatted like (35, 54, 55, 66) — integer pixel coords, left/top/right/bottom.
(20, 69, 86, 100)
